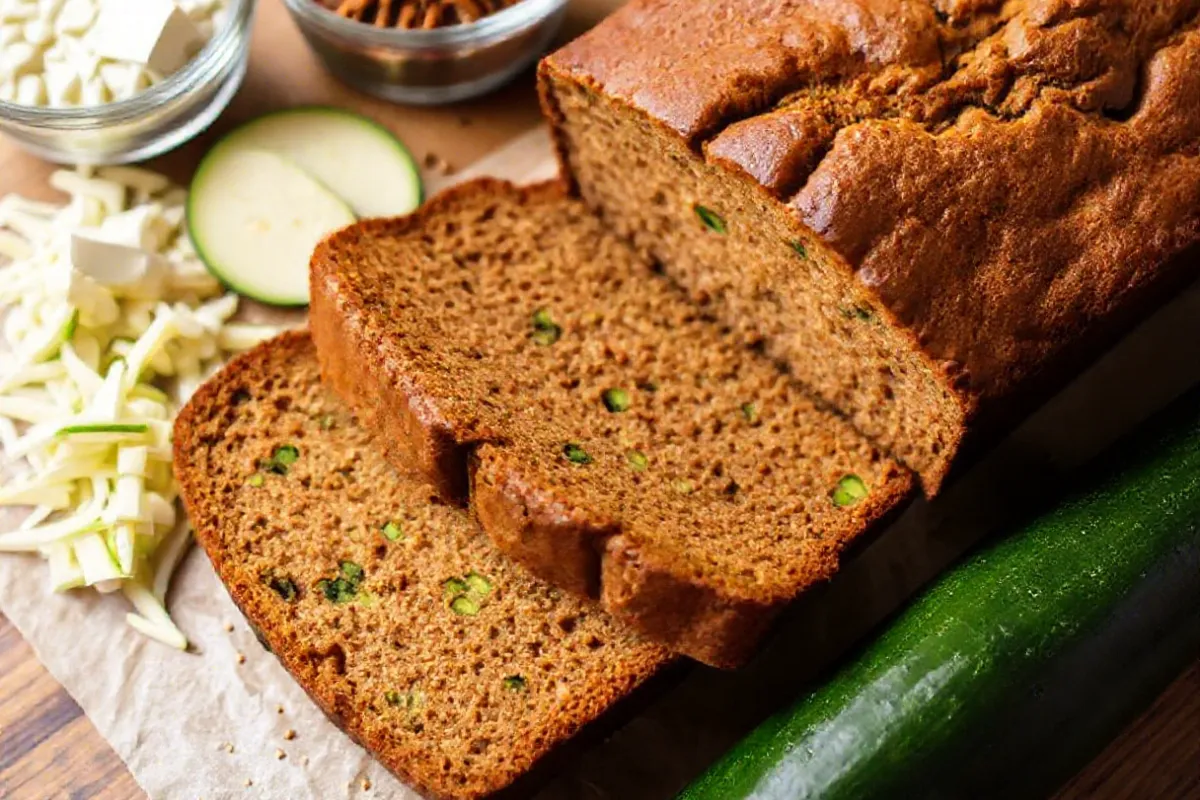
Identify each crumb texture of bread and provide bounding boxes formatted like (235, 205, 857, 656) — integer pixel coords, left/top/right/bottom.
(540, 0, 1200, 493)
(310, 182, 915, 667)
(173, 332, 671, 800)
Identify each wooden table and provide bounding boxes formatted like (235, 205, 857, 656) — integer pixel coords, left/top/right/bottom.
(1, 1, 1198, 798)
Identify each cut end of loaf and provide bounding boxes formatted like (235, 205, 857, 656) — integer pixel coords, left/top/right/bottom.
(173, 331, 671, 799)
(540, 64, 969, 496)
(541, 3, 1200, 496)
(309, 180, 916, 667)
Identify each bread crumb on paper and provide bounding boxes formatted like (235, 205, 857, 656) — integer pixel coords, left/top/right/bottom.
(236, 652, 246, 664)
(275, 749, 287, 760)
(223, 622, 234, 632)
(362, 778, 372, 791)
(422, 152, 455, 176)
(243, 779, 253, 788)
(276, 704, 285, 714)
(284, 729, 296, 740)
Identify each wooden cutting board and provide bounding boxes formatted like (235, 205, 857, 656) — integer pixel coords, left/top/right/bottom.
(1, 0, 1198, 797)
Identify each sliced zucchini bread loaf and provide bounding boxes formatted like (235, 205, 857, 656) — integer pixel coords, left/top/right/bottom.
(540, 0, 1200, 494)
(309, 180, 914, 668)
(174, 331, 672, 800)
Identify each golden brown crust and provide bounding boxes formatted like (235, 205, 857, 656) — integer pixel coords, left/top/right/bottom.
(470, 446, 613, 599)
(174, 331, 672, 799)
(309, 180, 915, 667)
(309, 274, 474, 501)
(542, 0, 1200, 492)
(470, 449, 777, 668)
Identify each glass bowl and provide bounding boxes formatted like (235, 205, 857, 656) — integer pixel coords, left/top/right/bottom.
(281, 0, 568, 105)
(0, 0, 256, 166)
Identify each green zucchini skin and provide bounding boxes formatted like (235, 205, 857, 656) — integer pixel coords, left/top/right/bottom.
(681, 389, 1200, 800)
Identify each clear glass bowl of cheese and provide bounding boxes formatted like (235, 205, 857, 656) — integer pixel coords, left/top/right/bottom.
(282, 0, 567, 105)
(0, 0, 255, 165)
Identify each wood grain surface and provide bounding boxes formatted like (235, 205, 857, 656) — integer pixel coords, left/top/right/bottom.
(1057, 659, 1200, 800)
(0, 0, 1198, 798)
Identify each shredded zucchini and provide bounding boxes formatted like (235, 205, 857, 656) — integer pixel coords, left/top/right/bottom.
(0, 167, 286, 649)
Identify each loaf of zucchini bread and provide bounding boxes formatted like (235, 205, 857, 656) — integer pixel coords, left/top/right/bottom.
(174, 332, 672, 800)
(540, 0, 1200, 494)
(310, 180, 914, 668)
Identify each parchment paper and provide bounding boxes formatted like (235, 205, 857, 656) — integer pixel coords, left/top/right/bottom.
(3, 126, 1200, 800)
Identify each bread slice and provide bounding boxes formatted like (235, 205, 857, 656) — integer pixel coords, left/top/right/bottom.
(309, 179, 914, 668)
(174, 331, 671, 800)
(539, 1, 1200, 495)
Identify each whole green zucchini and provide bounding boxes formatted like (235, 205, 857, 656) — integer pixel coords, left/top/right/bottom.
(682, 388, 1200, 800)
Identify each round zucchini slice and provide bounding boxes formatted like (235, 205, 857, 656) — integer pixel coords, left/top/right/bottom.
(187, 148, 355, 307)
(210, 106, 423, 219)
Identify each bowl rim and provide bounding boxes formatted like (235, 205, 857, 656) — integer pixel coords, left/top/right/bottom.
(281, 0, 568, 49)
(0, 0, 255, 128)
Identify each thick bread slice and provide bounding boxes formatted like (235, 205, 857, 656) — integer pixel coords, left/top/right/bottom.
(174, 331, 671, 800)
(309, 180, 915, 667)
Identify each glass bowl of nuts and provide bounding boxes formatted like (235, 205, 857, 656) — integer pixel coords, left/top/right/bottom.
(281, 0, 568, 105)
(0, 0, 255, 165)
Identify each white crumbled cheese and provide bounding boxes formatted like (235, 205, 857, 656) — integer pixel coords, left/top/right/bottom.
(88, 0, 201, 76)
(49, 32, 99, 80)
(0, 23, 23, 45)
(70, 233, 167, 292)
(38, 0, 65, 18)
(0, 167, 285, 649)
(1, 0, 225, 108)
(0, 41, 39, 76)
(52, 0, 94, 35)
(79, 74, 106, 105)
(15, 72, 44, 104)
(22, 17, 50, 44)
(1, 1, 40, 21)
(97, 61, 149, 102)
(95, 205, 170, 251)
(42, 61, 80, 106)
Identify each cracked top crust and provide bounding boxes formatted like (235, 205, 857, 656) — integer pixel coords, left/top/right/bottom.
(546, 0, 1200, 396)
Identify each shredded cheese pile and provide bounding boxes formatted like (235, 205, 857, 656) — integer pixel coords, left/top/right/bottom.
(0, 165, 281, 649)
